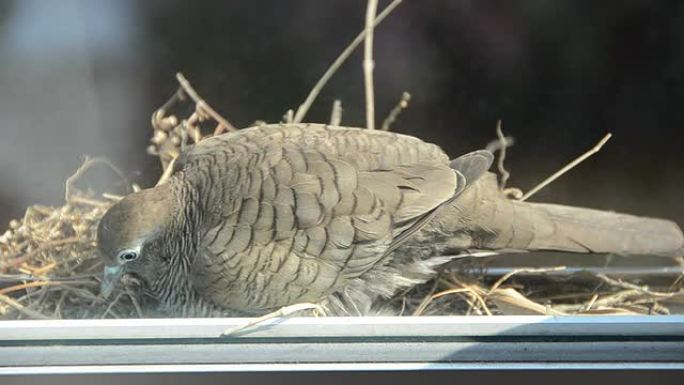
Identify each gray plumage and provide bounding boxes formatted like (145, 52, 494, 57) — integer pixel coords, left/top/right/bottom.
(97, 123, 684, 316)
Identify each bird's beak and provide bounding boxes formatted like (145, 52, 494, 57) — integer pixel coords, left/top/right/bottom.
(101, 264, 123, 299)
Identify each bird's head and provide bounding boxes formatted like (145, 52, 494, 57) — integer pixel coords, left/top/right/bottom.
(97, 184, 180, 299)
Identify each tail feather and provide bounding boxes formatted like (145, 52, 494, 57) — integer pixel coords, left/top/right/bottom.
(513, 201, 684, 257)
(413, 172, 684, 258)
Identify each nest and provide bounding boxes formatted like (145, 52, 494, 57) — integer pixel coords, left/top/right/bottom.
(2, 0, 683, 320)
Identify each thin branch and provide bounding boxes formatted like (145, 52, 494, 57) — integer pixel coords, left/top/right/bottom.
(495, 120, 511, 190)
(485, 135, 515, 153)
(221, 303, 326, 336)
(583, 293, 599, 312)
(175, 73, 238, 132)
(151, 87, 184, 132)
(125, 286, 144, 318)
(412, 273, 442, 316)
(101, 193, 124, 201)
(156, 156, 178, 186)
(520, 133, 612, 201)
(292, 0, 403, 124)
(329, 100, 343, 126)
(363, 0, 378, 129)
(0, 293, 50, 320)
(443, 276, 493, 316)
(596, 274, 683, 298)
(0, 280, 58, 295)
(413, 288, 471, 316)
(101, 292, 125, 318)
(489, 266, 566, 294)
(68, 195, 111, 208)
(1, 237, 82, 272)
(65, 157, 128, 202)
(282, 109, 294, 124)
(381, 91, 411, 131)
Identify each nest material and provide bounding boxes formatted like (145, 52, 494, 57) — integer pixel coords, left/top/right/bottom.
(1, 80, 683, 320)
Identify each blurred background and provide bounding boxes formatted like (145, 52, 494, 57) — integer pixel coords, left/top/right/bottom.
(0, 0, 683, 228)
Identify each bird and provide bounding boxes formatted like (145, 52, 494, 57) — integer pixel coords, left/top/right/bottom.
(96, 123, 684, 316)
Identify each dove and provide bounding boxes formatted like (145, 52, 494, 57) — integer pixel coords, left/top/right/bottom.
(96, 123, 684, 316)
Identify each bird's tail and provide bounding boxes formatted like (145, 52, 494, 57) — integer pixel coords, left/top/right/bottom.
(415, 173, 684, 257)
(493, 200, 683, 257)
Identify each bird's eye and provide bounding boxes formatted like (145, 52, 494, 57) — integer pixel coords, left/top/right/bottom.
(117, 250, 139, 262)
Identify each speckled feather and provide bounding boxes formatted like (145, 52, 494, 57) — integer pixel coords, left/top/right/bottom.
(176, 124, 463, 311)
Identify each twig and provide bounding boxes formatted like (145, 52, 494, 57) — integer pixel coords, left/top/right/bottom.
(595, 274, 682, 298)
(381, 91, 411, 131)
(28, 261, 57, 276)
(221, 303, 326, 336)
(52, 291, 67, 319)
(412, 275, 442, 316)
(156, 156, 178, 186)
(1, 237, 82, 272)
(489, 266, 566, 294)
(292, 0, 403, 123)
(329, 100, 343, 126)
(0, 293, 50, 320)
(282, 109, 294, 124)
(398, 296, 407, 316)
(413, 288, 471, 316)
(444, 276, 493, 316)
(125, 286, 144, 318)
(65, 157, 128, 202)
(151, 87, 185, 132)
(101, 193, 125, 201)
(0, 280, 58, 295)
(101, 292, 124, 318)
(520, 133, 612, 201)
(583, 293, 599, 312)
(495, 120, 511, 190)
(485, 135, 515, 153)
(175, 73, 238, 132)
(69, 195, 111, 208)
(363, 0, 378, 130)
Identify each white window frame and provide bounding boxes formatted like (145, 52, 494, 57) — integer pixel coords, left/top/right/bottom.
(0, 315, 682, 374)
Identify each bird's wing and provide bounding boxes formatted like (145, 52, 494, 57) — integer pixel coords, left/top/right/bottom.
(190, 124, 488, 309)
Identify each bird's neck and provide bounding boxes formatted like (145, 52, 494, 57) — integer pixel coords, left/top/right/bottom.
(148, 177, 204, 310)
(165, 175, 203, 260)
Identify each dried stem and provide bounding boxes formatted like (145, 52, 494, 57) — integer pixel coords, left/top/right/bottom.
(363, 0, 378, 130)
(283, 109, 294, 124)
(596, 274, 683, 298)
(221, 303, 326, 336)
(412, 274, 442, 316)
(0, 293, 50, 320)
(489, 266, 566, 294)
(175, 73, 237, 133)
(495, 120, 511, 190)
(520, 133, 612, 201)
(292, 0, 403, 123)
(68, 195, 111, 208)
(65, 157, 127, 202)
(1, 237, 82, 272)
(125, 286, 144, 318)
(151, 87, 185, 132)
(444, 277, 492, 316)
(329, 99, 343, 126)
(156, 156, 178, 186)
(413, 288, 471, 316)
(381, 91, 411, 131)
(0, 280, 57, 295)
